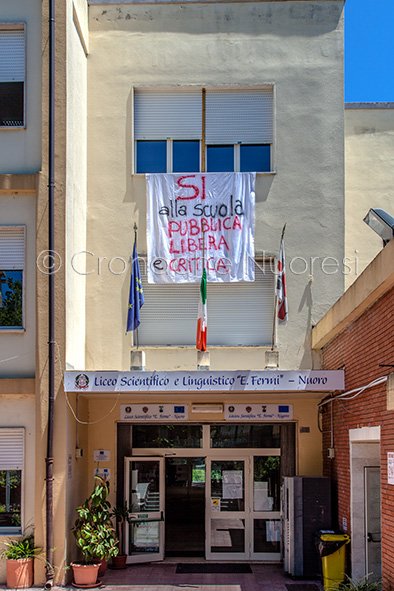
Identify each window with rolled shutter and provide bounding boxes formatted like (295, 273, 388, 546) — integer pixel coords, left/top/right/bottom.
(0, 226, 25, 328)
(138, 261, 274, 346)
(0, 27, 25, 127)
(0, 428, 24, 532)
(133, 87, 273, 173)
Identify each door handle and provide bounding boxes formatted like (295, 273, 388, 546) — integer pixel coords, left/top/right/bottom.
(367, 532, 381, 543)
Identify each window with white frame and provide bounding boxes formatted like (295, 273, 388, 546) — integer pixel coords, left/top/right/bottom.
(134, 87, 273, 173)
(0, 226, 25, 329)
(0, 428, 23, 532)
(0, 26, 25, 127)
(138, 260, 275, 347)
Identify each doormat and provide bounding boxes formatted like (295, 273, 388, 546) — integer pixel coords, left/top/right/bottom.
(285, 585, 321, 591)
(176, 563, 253, 574)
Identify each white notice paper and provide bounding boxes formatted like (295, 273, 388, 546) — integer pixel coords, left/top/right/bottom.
(266, 520, 281, 543)
(388, 452, 394, 484)
(222, 470, 243, 499)
(254, 482, 274, 511)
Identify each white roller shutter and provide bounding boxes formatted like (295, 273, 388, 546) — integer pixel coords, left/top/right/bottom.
(0, 29, 25, 83)
(134, 89, 201, 140)
(0, 428, 24, 470)
(139, 262, 274, 346)
(206, 88, 273, 144)
(0, 226, 25, 269)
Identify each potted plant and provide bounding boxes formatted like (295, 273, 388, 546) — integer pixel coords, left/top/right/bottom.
(111, 502, 129, 569)
(332, 575, 382, 591)
(71, 476, 119, 586)
(1, 534, 41, 589)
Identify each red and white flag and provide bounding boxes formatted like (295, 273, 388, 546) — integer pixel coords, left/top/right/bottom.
(276, 230, 288, 322)
(196, 268, 207, 351)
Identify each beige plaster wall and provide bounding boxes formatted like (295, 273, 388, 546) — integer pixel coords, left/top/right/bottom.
(66, 2, 88, 371)
(35, 0, 69, 583)
(85, 1, 345, 373)
(0, 194, 36, 377)
(0, 395, 35, 584)
(84, 392, 323, 506)
(62, 0, 88, 582)
(0, 0, 42, 174)
(345, 105, 394, 288)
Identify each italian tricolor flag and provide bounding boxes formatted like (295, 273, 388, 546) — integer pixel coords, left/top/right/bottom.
(196, 268, 207, 351)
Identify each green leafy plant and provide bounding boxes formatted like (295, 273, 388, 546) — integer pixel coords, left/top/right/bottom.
(1, 535, 41, 560)
(72, 476, 119, 563)
(333, 575, 382, 591)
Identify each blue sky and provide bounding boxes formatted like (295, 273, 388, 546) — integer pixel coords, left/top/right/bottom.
(345, 0, 394, 102)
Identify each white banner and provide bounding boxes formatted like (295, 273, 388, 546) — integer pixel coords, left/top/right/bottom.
(65, 370, 344, 393)
(146, 172, 255, 283)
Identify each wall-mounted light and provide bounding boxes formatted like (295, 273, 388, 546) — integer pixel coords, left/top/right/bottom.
(363, 208, 394, 246)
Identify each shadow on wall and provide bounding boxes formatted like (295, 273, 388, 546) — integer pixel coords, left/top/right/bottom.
(90, 3, 343, 38)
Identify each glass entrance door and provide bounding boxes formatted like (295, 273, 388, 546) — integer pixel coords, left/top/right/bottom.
(125, 457, 164, 563)
(251, 455, 281, 560)
(206, 455, 281, 560)
(206, 458, 248, 560)
(165, 457, 206, 556)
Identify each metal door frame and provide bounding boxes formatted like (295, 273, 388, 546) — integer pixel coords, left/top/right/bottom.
(206, 455, 249, 561)
(364, 465, 381, 579)
(205, 453, 281, 561)
(124, 456, 165, 564)
(124, 422, 283, 562)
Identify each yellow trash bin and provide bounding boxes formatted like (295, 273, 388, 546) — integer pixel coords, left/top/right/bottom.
(319, 533, 350, 591)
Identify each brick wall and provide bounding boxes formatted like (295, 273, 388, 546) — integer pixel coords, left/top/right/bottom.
(321, 286, 394, 589)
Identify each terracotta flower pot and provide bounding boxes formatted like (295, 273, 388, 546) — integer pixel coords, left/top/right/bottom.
(97, 558, 107, 577)
(111, 554, 127, 569)
(6, 558, 34, 589)
(71, 562, 100, 586)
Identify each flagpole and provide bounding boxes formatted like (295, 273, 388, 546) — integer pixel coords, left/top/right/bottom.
(201, 87, 206, 276)
(271, 223, 286, 351)
(133, 222, 139, 350)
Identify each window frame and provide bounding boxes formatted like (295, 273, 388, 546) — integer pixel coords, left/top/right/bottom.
(0, 427, 24, 535)
(0, 225, 26, 332)
(132, 85, 275, 174)
(0, 23, 26, 130)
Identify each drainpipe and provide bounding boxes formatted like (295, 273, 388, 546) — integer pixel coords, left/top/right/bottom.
(45, 0, 55, 586)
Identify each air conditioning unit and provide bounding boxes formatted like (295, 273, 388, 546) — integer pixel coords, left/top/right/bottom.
(282, 476, 332, 577)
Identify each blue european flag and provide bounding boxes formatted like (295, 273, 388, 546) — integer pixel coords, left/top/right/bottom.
(126, 239, 144, 332)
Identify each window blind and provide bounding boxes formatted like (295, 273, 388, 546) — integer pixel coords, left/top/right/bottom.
(0, 226, 25, 269)
(0, 29, 25, 83)
(138, 262, 275, 346)
(134, 89, 202, 140)
(206, 88, 273, 144)
(0, 428, 24, 470)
